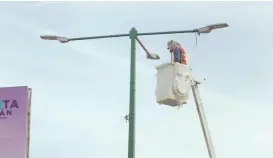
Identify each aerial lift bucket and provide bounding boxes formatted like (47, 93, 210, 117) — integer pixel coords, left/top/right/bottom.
(155, 62, 192, 107)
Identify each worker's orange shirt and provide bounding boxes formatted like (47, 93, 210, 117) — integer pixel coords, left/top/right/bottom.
(172, 45, 187, 65)
(180, 47, 187, 65)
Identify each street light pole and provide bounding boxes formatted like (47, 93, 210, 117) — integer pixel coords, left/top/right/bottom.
(40, 23, 228, 158)
(128, 27, 137, 158)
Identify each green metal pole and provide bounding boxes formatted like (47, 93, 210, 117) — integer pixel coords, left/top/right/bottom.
(128, 27, 137, 158)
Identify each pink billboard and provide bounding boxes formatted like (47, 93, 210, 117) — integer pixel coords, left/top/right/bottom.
(0, 86, 29, 158)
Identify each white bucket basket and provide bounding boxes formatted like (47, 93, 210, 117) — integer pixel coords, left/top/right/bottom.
(155, 62, 192, 107)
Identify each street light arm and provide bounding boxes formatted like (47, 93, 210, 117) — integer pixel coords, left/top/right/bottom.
(136, 37, 160, 60)
(41, 23, 228, 43)
(67, 29, 198, 41)
(68, 33, 130, 41)
(68, 29, 199, 41)
(138, 29, 198, 36)
(136, 37, 152, 56)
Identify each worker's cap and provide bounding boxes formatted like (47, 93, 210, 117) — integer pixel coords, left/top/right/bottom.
(167, 40, 179, 49)
(167, 40, 175, 49)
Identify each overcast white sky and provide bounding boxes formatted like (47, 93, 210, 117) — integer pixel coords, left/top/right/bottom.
(0, 1, 273, 158)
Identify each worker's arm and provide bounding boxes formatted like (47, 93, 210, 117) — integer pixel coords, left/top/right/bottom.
(173, 47, 182, 63)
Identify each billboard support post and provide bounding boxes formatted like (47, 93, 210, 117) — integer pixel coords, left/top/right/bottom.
(26, 88, 32, 158)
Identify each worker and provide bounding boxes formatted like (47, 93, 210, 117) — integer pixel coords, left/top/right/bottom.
(167, 40, 188, 105)
(167, 40, 187, 65)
